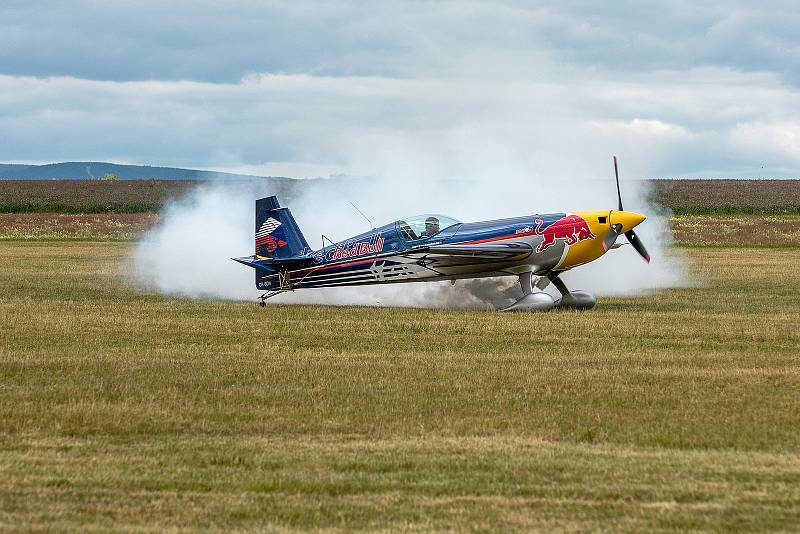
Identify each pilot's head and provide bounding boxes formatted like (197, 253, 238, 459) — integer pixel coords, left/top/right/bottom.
(425, 216, 440, 236)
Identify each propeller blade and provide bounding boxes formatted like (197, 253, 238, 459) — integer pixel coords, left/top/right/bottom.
(613, 155, 623, 211)
(625, 230, 650, 263)
(602, 223, 623, 251)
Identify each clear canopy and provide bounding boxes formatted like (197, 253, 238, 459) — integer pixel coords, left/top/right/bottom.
(397, 214, 461, 240)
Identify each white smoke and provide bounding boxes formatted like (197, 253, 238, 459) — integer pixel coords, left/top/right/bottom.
(133, 137, 688, 308)
(133, 182, 256, 300)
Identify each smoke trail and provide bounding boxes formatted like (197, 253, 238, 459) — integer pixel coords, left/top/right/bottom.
(133, 181, 257, 300)
(133, 140, 688, 308)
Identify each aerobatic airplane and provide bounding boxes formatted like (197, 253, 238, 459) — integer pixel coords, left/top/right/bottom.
(234, 157, 650, 311)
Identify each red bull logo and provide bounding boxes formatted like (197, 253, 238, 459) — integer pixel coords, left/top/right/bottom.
(534, 215, 596, 253)
(256, 216, 288, 254)
(257, 234, 288, 253)
(331, 235, 385, 260)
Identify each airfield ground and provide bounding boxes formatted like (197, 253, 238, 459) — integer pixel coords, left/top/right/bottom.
(1, 240, 799, 531)
(1, 179, 799, 530)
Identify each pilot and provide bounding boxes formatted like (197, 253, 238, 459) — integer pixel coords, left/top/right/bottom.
(421, 216, 440, 237)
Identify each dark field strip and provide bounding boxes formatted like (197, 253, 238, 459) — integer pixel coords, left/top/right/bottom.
(1, 179, 799, 214)
(0, 178, 299, 213)
(0, 179, 197, 213)
(653, 179, 800, 215)
(0, 242, 799, 530)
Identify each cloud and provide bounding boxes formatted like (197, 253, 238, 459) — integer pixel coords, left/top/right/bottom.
(0, 1, 799, 178)
(730, 121, 800, 165)
(1, 68, 798, 178)
(1, 1, 799, 84)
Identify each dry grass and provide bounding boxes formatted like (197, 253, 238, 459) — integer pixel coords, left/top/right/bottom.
(0, 213, 158, 241)
(3, 436, 798, 532)
(671, 214, 800, 247)
(1, 242, 799, 531)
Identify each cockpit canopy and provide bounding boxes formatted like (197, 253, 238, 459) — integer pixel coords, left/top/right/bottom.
(397, 214, 461, 240)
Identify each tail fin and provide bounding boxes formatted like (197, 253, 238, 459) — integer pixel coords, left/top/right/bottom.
(255, 196, 310, 259)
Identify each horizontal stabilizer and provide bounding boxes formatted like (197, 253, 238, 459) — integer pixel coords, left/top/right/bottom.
(232, 255, 276, 272)
(232, 254, 312, 271)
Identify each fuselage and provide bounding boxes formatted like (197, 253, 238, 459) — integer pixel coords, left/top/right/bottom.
(254, 210, 645, 291)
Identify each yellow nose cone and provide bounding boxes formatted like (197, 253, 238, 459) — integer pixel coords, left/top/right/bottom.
(611, 211, 646, 232)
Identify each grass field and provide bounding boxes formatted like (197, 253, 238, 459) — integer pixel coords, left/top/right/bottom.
(0, 179, 196, 213)
(651, 179, 800, 215)
(671, 214, 800, 246)
(0, 213, 157, 241)
(4, 213, 800, 247)
(1, 241, 799, 531)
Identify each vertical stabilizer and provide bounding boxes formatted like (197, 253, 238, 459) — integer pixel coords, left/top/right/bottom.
(255, 196, 310, 259)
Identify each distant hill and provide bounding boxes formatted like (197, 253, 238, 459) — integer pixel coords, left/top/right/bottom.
(0, 161, 281, 181)
(0, 164, 34, 175)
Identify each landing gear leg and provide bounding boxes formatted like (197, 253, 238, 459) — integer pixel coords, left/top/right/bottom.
(548, 272, 570, 296)
(519, 271, 534, 296)
(502, 271, 555, 311)
(257, 290, 286, 307)
(547, 273, 596, 310)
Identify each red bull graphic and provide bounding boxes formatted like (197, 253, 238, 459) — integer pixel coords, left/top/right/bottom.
(331, 235, 385, 260)
(256, 216, 288, 253)
(257, 234, 288, 253)
(534, 215, 596, 253)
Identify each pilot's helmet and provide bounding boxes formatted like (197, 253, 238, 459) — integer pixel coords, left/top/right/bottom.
(425, 216, 440, 234)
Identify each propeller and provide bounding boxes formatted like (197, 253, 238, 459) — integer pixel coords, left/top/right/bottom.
(625, 227, 650, 264)
(602, 223, 623, 251)
(613, 155, 623, 211)
(604, 156, 651, 263)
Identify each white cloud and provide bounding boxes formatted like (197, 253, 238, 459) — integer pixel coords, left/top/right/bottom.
(730, 121, 800, 163)
(1, 1, 799, 83)
(0, 2, 798, 177)
(1, 68, 798, 177)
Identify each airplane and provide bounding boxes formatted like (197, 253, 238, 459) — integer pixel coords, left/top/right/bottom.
(233, 156, 650, 311)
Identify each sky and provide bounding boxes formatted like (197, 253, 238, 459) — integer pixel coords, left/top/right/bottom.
(1, 0, 799, 178)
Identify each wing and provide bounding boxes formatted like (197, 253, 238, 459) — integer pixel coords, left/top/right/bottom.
(421, 242, 533, 260)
